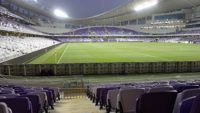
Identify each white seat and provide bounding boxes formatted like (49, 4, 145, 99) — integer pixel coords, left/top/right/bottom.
(0, 102, 12, 113)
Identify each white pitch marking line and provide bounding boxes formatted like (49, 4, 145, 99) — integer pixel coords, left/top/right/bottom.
(57, 44, 70, 64)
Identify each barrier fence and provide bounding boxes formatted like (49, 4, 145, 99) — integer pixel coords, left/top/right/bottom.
(0, 61, 200, 76)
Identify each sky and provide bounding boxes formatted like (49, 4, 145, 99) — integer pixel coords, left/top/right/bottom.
(40, 0, 129, 18)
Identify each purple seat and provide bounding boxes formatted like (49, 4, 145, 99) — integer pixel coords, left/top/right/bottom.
(190, 94, 200, 113)
(14, 89, 25, 94)
(0, 93, 10, 95)
(149, 86, 174, 92)
(44, 87, 60, 101)
(42, 90, 54, 109)
(51, 87, 61, 101)
(28, 91, 48, 113)
(0, 97, 32, 113)
(20, 95, 41, 113)
(43, 88, 56, 102)
(172, 88, 200, 113)
(0, 94, 19, 98)
(180, 97, 196, 113)
(99, 87, 119, 109)
(0, 90, 14, 94)
(172, 84, 186, 90)
(174, 85, 199, 93)
(95, 87, 104, 105)
(136, 91, 177, 113)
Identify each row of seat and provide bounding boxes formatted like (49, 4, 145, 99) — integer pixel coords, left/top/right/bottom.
(0, 85, 60, 113)
(0, 35, 59, 62)
(86, 80, 200, 113)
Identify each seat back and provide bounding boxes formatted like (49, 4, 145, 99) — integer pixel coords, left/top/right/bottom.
(42, 90, 53, 106)
(28, 91, 47, 109)
(20, 95, 41, 113)
(173, 88, 200, 113)
(117, 88, 145, 113)
(45, 88, 56, 102)
(190, 94, 200, 113)
(0, 94, 19, 98)
(0, 102, 10, 113)
(0, 97, 31, 113)
(100, 87, 119, 107)
(175, 85, 199, 93)
(149, 86, 174, 92)
(0, 96, 6, 99)
(136, 91, 177, 113)
(0, 90, 15, 94)
(180, 96, 195, 113)
(107, 89, 119, 110)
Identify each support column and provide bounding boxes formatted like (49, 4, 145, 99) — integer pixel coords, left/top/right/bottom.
(23, 65, 27, 76)
(8, 65, 11, 76)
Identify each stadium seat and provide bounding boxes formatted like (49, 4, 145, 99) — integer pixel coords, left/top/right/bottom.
(28, 91, 48, 113)
(20, 95, 41, 113)
(0, 90, 15, 94)
(0, 97, 32, 113)
(149, 86, 175, 92)
(42, 90, 54, 109)
(180, 96, 196, 113)
(0, 94, 19, 98)
(190, 94, 200, 113)
(117, 88, 145, 113)
(136, 91, 177, 113)
(95, 87, 104, 105)
(0, 102, 12, 113)
(172, 88, 200, 113)
(175, 85, 199, 93)
(99, 87, 119, 109)
(106, 89, 119, 113)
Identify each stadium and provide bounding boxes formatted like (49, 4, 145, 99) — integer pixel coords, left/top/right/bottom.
(0, 0, 200, 113)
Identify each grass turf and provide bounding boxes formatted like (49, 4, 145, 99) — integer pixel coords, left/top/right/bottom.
(29, 42, 200, 64)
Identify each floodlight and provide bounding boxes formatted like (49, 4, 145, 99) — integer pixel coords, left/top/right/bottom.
(54, 9, 69, 18)
(33, 0, 38, 2)
(134, 0, 158, 11)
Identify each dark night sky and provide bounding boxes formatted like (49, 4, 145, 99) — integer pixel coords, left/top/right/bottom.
(40, 0, 129, 18)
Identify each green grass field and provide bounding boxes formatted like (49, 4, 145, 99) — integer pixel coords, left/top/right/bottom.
(29, 42, 200, 64)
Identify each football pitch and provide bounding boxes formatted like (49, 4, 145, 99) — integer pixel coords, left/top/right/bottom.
(29, 42, 200, 64)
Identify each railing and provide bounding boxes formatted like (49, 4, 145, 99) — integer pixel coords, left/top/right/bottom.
(61, 88, 86, 99)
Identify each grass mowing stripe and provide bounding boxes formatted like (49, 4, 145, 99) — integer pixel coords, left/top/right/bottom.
(57, 43, 69, 64)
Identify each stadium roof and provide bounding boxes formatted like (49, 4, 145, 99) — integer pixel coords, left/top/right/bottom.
(42, 0, 129, 18)
(7, 0, 200, 25)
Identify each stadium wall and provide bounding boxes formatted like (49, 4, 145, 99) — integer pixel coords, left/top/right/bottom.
(1, 61, 200, 76)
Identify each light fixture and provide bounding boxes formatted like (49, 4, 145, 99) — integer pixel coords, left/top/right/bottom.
(54, 9, 69, 18)
(134, 0, 158, 11)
